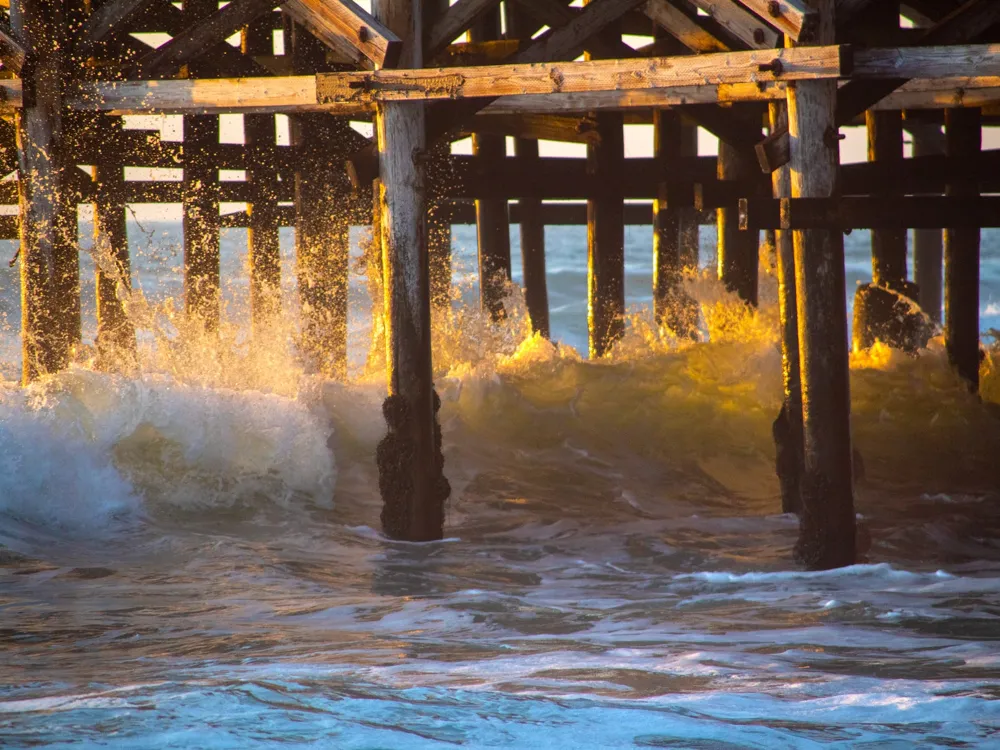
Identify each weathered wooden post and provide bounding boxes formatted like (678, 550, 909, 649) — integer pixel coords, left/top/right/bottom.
(786, 0, 856, 569)
(653, 107, 695, 337)
(506, 4, 548, 338)
(514, 138, 550, 339)
(586, 5, 625, 358)
(183, 111, 221, 332)
(680, 120, 700, 269)
(289, 24, 350, 379)
(93, 115, 137, 372)
(12, 0, 80, 383)
(717, 140, 758, 305)
(423, 0, 452, 311)
(911, 121, 944, 324)
(944, 107, 981, 392)
(374, 0, 447, 541)
(852, 3, 918, 351)
(470, 9, 511, 321)
(243, 15, 281, 339)
(769, 101, 803, 516)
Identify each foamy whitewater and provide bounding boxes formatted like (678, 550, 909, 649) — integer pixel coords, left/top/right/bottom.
(1, 217, 1000, 748)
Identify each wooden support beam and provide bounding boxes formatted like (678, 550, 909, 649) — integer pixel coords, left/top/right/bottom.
(734, 0, 817, 42)
(183, 113, 221, 332)
(758, 1, 1000, 172)
(769, 99, 802, 515)
(423, 0, 452, 311)
(470, 9, 511, 322)
(465, 113, 600, 144)
(506, 2, 548, 337)
(13, 0, 79, 382)
(652, 107, 690, 335)
(717, 140, 758, 305)
(785, 0, 855, 570)
(687, 0, 780, 49)
(76, 0, 161, 57)
(643, 0, 729, 53)
(425, 0, 502, 60)
(318, 45, 847, 105)
(507, 0, 636, 59)
(133, 0, 279, 78)
(92, 115, 137, 373)
(0, 26, 25, 74)
(944, 106, 981, 392)
(910, 121, 944, 323)
(282, 0, 403, 70)
(289, 23, 350, 379)
(866, 112, 906, 287)
(740, 195, 1000, 228)
(243, 16, 281, 339)
(587, 10, 626, 359)
(679, 119, 700, 268)
(373, 0, 446, 542)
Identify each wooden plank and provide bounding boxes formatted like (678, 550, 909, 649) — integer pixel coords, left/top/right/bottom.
(425, 0, 502, 59)
(466, 113, 600, 144)
(506, 0, 637, 59)
(132, 0, 279, 78)
(316, 45, 847, 104)
(687, 0, 780, 49)
(69, 76, 331, 114)
(643, 0, 729, 53)
(282, 0, 403, 70)
(854, 43, 1000, 79)
(734, 0, 817, 42)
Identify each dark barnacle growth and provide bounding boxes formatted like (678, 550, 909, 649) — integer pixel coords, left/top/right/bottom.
(377, 390, 450, 540)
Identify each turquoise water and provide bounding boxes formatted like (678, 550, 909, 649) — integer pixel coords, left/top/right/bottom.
(0, 220, 999, 747)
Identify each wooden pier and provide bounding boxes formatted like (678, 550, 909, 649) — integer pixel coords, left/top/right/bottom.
(4, 0, 1000, 568)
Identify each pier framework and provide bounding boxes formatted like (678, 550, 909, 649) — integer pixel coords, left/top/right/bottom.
(4, 0, 1000, 568)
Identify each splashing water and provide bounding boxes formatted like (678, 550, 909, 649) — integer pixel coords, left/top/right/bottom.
(1, 220, 999, 747)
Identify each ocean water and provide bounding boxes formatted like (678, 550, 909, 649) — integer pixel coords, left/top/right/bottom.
(1, 217, 1000, 748)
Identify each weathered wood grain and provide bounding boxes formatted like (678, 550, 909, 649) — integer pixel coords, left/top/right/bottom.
(282, 0, 403, 69)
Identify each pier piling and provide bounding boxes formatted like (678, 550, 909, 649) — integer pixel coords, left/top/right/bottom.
(786, 1, 856, 570)
(374, 0, 446, 542)
(717, 140, 759, 306)
(944, 106, 982, 392)
(911, 121, 945, 324)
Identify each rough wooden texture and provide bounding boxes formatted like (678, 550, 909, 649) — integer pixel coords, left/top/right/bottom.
(717, 140, 759, 305)
(282, 0, 403, 69)
(785, 1, 855, 570)
(0, 26, 26, 73)
(687, 0, 780, 48)
(92, 115, 137, 373)
(243, 16, 281, 339)
(854, 43, 1000, 79)
(769, 100, 802, 515)
(734, 0, 817, 41)
(374, 0, 444, 542)
(944, 106, 981, 392)
(679, 120, 700, 269)
(911, 122, 944, 322)
(741, 195, 1000, 228)
(134, 0, 279, 78)
(13, 0, 80, 383)
(316, 45, 847, 104)
(183, 114, 221, 332)
(643, 0, 729, 53)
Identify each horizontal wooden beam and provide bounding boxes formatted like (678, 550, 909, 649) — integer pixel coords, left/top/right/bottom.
(282, 0, 403, 70)
(316, 45, 847, 104)
(739, 195, 1000, 229)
